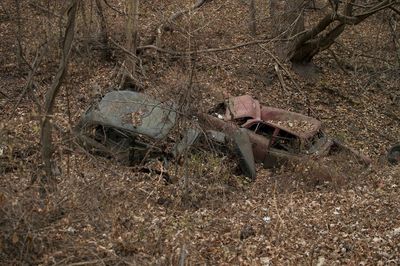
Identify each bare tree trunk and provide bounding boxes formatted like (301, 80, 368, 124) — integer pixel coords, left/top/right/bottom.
(270, 0, 304, 60)
(289, 0, 397, 63)
(121, 0, 139, 88)
(95, 0, 111, 60)
(249, 0, 257, 36)
(41, 0, 78, 189)
(13, 0, 23, 70)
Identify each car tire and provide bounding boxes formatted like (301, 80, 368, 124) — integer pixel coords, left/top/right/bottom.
(387, 143, 400, 165)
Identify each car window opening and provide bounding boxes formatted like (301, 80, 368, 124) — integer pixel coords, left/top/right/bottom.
(304, 130, 325, 150)
(247, 122, 300, 153)
(248, 122, 275, 137)
(271, 130, 300, 153)
(233, 117, 253, 126)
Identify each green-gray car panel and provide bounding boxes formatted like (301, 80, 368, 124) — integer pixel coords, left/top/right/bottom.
(83, 91, 176, 139)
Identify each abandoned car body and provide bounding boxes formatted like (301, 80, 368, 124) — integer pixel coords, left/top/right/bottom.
(204, 95, 371, 167)
(76, 91, 257, 178)
(76, 91, 370, 180)
(76, 90, 177, 164)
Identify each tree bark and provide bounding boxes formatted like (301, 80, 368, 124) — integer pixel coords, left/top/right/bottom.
(13, 0, 24, 70)
(269, 0, 399, 63)
(120, 0, 139, 88)
(289, 0, 398, 63)
(95, 0, 111, 60)
(248, 0, 257, 36)
(126, 0, 139, 74)
(41, 0, 78, 187)
(270, 0, 305, 60)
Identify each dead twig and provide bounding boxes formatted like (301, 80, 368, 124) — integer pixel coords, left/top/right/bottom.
(109, 38, 145, 77)
(0, 90, 9, 99)
(327, 48, 349, 74)
(388, 14, 400, 67)
(103, 0, 126, 16)
(179, 244, 188, 266)
(28, 2, 62, 18)
(334, 40, 397, 67)
(67, 259, 111, 266)
(256, 42, 317, 117)
(8, 43, 46, 120)
(390, 6, 400, 16)
(151, 0, 210, 47)
(274, 64, 288, 92)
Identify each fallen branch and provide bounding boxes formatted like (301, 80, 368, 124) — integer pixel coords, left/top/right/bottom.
(0, 90, 9, 99)
(390, 6, 400, 16)
(138, 38, 274, 55)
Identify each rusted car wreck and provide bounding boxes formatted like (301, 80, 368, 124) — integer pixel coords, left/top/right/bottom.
(76, 91, 370, 180)
(75, 91, 257, 178)
(203, 95, 371, 167)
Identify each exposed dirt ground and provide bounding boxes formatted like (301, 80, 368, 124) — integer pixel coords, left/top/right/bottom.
(1, 0, 399, 265)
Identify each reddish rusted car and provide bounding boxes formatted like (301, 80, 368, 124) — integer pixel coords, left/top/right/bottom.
(202, 95, 371, 168)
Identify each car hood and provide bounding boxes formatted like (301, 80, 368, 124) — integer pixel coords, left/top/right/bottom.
(81, 91, 177, 139)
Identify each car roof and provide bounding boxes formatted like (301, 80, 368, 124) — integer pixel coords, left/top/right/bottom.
(83, 91, 177, 139)
(225, 95, 261, 121)
(227, 95, 321, 139)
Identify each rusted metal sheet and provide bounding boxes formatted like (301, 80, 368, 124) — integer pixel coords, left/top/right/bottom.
(227, 96, 321, 139)
(225, 95, 261, 121)
(209, 95, 371, 168)
(197, 113, 270, 163)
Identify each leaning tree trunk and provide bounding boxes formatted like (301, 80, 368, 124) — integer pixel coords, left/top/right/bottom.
(268, 0, 399, 64)
(289, 1, 354, 63)
(41, 0, 78, 188)
(270, 0, 304, 60)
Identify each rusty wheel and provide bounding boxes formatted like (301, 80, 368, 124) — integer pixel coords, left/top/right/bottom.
(387, 143, 400, 165)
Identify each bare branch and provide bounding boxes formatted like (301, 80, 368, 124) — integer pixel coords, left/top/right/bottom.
(144, 0, 211, 46)
(103, 0, 126, 15)
(138, 38, 274, 55)
(390, 6, 400, 16)
(28, 2, 62, 18)
(9, 43, 47, 120)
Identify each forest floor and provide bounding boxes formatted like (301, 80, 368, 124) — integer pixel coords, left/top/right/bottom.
(0, 0, 399, 265)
